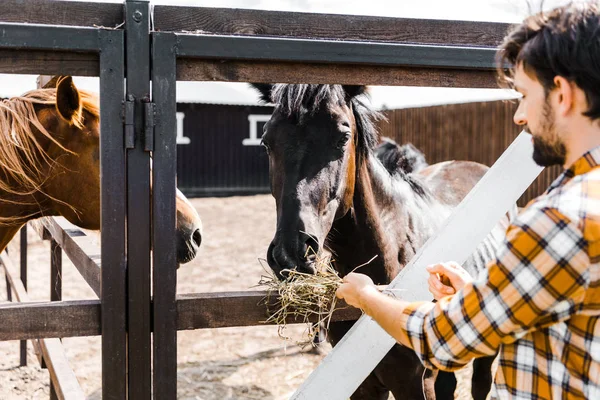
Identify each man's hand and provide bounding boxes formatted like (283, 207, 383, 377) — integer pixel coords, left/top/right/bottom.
(336, 272, 379, 309)
(426, 262, 473, 300)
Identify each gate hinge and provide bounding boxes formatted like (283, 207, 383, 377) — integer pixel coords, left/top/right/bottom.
(143, 100, 155, 152)
(123, 95, 135, 149)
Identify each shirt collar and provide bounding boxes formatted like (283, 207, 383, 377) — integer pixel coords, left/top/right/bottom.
(546, 145, 600, 193)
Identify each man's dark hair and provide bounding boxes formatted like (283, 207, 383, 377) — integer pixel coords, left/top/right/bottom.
(498, 2, 600, 120)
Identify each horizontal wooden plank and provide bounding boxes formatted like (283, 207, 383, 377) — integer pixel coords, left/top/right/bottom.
(0, 290, 362, 340)
(39, 217, 101, 298)
(177, 59, 499, 87)
(0, 0, 123, 28)
(174, 34, 498, 69)
(0, 250, 86, 399)
(155, 6, 509, 47)
(176, 291, 362, 330)
(0, 49, 99, 76)
(0, 300, 101, 341)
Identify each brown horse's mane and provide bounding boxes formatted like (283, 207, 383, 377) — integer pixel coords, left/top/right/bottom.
(0, 84, 99, 225)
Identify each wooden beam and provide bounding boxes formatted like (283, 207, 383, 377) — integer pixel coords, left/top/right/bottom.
(0, 289, 361, 340)
(0, 251, 86, 400)
(0, 300, 101, 340)
(0, 50, 99, 77)
(154, 6, 509, 47)
(176, 291, 362, 330)
(0, 0, 123, 28)
(37, 217, 101, 298)
(176, 59, 499, 87)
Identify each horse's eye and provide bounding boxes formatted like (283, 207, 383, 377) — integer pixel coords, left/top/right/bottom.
(337, 133, 350, 149)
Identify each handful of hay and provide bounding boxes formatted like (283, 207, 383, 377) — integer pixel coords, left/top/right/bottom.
(258, 253, 344, 348)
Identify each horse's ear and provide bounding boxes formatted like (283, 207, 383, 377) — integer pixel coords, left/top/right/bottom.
(55, 76, 82, 125)
(342, 85, 368, 100)
(250, 83, 274, 103)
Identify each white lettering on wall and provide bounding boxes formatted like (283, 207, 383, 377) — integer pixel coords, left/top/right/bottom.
(243, 114, 271, 146)
(176, 112, 190, 145)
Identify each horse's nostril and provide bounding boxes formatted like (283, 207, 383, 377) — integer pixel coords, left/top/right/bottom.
(192, 229, 202, 248)
(300, 234, 320, 261)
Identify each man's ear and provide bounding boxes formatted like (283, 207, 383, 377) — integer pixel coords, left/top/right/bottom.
(250, 83, 274, 103)
(55, 76, 82, 125)
(553, 75, 575, 117)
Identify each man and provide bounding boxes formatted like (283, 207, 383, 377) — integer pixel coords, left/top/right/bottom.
(336, 3, 600, 399)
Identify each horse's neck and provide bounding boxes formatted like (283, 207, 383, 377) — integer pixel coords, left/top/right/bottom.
(329, 155, 445, 283)
(0, 191, 45, 253)
(0, 224, 24, 254)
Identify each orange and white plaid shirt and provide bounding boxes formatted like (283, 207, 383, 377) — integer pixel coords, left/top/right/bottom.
(400, 146, 600, 399)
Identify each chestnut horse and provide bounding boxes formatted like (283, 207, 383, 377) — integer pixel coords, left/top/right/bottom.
(253, 84, 512, 400)
(0, 76, 202, 264)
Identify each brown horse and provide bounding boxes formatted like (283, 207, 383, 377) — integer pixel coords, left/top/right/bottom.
(253, 83, 512, 400)
(0, 76, 202, 264)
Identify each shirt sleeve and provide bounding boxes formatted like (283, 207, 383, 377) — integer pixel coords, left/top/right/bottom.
(398, 206, 591, 371)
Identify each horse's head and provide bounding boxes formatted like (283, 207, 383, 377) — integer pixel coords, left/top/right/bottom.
(2, 76, 202, 263)
(252, 84, 380, 278)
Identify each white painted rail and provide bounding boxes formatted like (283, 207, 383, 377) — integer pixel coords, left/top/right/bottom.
(292, 131, 544, 400)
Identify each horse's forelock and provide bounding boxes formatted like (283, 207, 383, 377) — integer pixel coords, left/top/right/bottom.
(271, 84, 382, 158)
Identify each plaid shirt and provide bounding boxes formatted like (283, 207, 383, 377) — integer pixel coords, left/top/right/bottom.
(400, 147, 600, 399)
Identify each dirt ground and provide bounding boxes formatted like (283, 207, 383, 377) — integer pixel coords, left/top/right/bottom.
(0, 194, 480, 399)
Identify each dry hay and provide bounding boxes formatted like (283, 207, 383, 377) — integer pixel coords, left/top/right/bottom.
(258, 251, 379, 348)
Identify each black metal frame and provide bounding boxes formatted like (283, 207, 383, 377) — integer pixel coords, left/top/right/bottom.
(0, 1, 513, 399)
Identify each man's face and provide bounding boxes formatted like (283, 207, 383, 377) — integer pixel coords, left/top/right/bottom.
(512, 64, 567, 167)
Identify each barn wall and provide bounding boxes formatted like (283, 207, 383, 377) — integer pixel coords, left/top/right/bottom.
(378, 101, 562, 206)
(176, 103, 274, 197)
(176, 100, 561, 206)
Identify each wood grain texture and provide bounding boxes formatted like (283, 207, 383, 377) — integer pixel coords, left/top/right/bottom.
(0, 0, 123, 28)
(0, 250, 86, 399)
(155, 6, 509, 47)
(41, 217, 100, 298)
(177, 59, 499, 87)
(0, 50, 99, 76)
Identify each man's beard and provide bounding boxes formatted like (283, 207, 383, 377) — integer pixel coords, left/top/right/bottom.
(527, 100, 567, 167)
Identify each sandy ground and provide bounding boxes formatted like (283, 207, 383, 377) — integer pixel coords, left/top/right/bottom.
(0, 194, 481, 399)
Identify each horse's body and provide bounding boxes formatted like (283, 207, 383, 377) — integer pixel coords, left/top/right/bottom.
(0, 76, 202, 264)
(253, 83, 511, 399)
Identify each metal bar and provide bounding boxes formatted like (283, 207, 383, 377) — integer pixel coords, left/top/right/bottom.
(98, 29, 127, 400)
(0, 23, 102, 52)
(41, 217, 101, 298)
(174, 33, 498, 69)
(20, 226, 27, 366)
(125, 1, 152, 398)
(0, 251, 86, 399)
(151, 31, 178, 399)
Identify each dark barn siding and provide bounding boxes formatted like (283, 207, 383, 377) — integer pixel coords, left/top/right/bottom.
(176, 100, 560, 206)
(378, 100, 562, 206)
(176, 103, 274, 197)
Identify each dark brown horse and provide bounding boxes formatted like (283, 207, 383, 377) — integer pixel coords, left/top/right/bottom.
(253, 83, 512, 400)
(0, 76, 202, 264)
